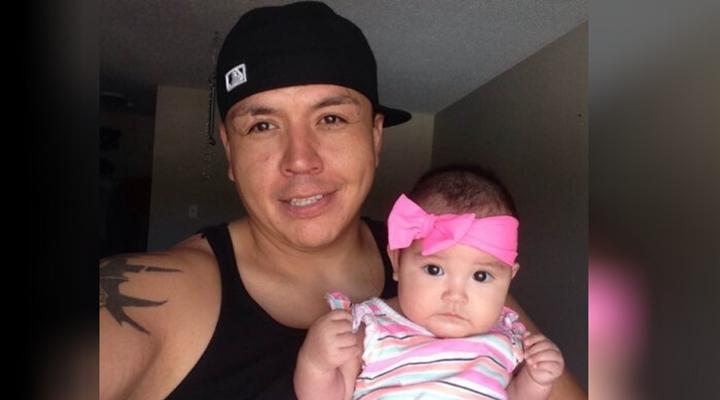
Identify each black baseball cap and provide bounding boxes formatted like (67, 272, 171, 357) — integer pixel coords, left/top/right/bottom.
(216, 1, 411, 127)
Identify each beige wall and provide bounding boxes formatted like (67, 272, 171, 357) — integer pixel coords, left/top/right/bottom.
(100, 110, 156, 253)
(148, 85, 434, 250)
(433, 22, 588, 387)
(148, 86, 242, 251)
(100, 110, 155, 178)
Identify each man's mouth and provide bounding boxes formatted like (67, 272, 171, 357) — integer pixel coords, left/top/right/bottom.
(288, 194, 325, 207)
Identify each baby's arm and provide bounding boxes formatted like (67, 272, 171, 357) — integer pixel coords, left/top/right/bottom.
(294, 309, 363, 400)
(507, 332, 565, 400)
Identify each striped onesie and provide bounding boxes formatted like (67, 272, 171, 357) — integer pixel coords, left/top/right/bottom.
(326, 292, 525, 400)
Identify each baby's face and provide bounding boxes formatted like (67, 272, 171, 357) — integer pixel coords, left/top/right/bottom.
(393, 241, 517, 338)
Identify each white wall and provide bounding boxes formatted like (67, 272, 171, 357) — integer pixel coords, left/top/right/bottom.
(362, 113, 435, 220)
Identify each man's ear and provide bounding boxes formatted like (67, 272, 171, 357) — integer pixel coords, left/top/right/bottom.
(372, 113, 384, 168)
(510, 262, 520, 279)
(386, 245, 400, 281)
(219, 122, 235, 182)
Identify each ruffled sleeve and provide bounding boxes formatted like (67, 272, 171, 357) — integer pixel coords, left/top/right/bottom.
(491, 306, 526, 368)
(324, 292, 378, 336)
(325, 291, 353, 312)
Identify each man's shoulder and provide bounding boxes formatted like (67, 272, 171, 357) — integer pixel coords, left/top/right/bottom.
(167, 231, 218, 269)
(100, 231, 222, 332)
(103, 233, 217, 277)
(100, 233, 223, 400)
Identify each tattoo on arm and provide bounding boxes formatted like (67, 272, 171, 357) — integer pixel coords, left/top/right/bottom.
(99, 256, 180, 334)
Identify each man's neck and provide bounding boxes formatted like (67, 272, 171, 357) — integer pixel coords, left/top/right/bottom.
(239, 217, 370, 277)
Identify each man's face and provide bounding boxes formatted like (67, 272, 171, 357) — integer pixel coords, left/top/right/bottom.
(220, 84, 384, 249)
(391, 241, 518, 338)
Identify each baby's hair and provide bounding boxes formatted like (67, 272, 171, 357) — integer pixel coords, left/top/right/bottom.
(408, 164, 517, 218)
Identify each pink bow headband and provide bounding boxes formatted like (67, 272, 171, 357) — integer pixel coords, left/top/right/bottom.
(387, 194, 519, 265)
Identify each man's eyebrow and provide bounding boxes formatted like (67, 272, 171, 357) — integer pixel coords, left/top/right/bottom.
(232, 105, 280, 118)
(230, 96, 359, 118)
(313, 95, 361, 110)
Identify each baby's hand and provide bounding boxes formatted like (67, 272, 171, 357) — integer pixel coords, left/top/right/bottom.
(298, 309, 360, 373)
(522, 332, 565, 386)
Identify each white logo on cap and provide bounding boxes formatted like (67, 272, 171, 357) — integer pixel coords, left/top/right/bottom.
(225, 64, 247, 92)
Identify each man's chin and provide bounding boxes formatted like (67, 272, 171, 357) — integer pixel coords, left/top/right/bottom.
(284, 224, 344, 250)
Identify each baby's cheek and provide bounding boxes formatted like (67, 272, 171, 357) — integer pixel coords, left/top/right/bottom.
(400, 299, 427, 322)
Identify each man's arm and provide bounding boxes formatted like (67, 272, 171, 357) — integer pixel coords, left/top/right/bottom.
(100, 305, 159, 400)
(507, 367, 553, 400)
(506, 294, 588, 400)
(99, 247, 219, 400)
(99, 254, 174, 400)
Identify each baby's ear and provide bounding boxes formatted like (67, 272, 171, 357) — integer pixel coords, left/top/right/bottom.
(510, 262, 520, 279)
(386, 245, 400, 281)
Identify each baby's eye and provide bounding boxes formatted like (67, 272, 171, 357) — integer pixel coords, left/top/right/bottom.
(249, 121, 278, 134)
(423, 264, 444, 276)
(473, 271, 493, 283)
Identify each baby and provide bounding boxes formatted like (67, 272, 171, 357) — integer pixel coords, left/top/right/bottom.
(295, 166, 565, 400)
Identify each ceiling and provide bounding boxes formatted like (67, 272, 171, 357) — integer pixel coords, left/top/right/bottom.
(101, 0, 587, 115)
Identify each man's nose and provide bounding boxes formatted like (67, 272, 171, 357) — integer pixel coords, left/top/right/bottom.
(280, 125, 323, 176)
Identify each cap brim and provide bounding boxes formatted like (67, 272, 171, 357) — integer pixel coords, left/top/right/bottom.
(377, 105, 412, 127)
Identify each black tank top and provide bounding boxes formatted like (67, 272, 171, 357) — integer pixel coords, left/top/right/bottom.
(165, 218, 397, 400)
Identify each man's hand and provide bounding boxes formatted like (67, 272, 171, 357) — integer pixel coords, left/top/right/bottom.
(298, 310, 360, 373)
(522, 332, 565, 386)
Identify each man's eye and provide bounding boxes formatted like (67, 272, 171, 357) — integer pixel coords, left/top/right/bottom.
(473, 271, 493, 283)
(249, 121, 277, 133)
(321, 115, 346, 125)
(423, 264, 444, 276)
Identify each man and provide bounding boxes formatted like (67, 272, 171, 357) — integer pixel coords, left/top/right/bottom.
(100, 2, 586, 399)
